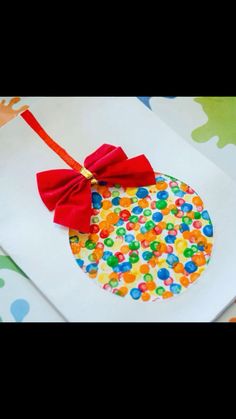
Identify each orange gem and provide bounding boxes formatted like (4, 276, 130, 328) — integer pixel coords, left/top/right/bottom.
(140, 264, 149, 274)
(120, 197, 132, 207)
(106, 212, 119, 225)
(146, 281, 156, 291)
(174, 262, 184, 273)
(123, 272, 136, 283)
(138, 199, 149, 208)
(192, 196, 203, 207)
(141, 292, 151, 301)
(180, 276, 189, 288)
(162, 291, 173, 299)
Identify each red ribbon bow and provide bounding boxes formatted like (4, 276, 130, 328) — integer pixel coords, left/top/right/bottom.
(21, 109, 156, 233)
(37, 144, 156, 232)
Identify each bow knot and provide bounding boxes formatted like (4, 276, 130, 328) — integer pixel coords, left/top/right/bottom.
(37, 144, 156, 232)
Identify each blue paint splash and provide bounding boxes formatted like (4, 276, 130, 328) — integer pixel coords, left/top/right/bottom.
(10, 299, 30, 322)
(137, 97, 152, 109)
(137, 96, 176, 109)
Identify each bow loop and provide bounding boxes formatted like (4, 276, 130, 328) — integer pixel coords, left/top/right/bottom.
(37, 144, 156, 232)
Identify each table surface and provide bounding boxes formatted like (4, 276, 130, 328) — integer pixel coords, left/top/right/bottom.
(0, 96, 235, 322)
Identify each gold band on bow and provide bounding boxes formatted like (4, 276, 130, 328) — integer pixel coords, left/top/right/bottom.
(80, 166, 98, 185)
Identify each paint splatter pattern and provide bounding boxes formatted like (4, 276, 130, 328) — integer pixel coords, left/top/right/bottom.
(69, 172, 214, 302)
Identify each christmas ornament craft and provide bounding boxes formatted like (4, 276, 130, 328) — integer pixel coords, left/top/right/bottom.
(21, 109, 214, 302)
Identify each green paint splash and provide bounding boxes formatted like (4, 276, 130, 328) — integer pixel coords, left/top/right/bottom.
(192, 97, 236, 148)
(0, 255, 27, 278)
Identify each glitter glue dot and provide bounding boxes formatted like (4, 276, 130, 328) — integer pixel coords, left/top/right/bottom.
(125, 234, 135, 243)
(129, 241, 140, 250)
(145, 220, 155, 231)
(181, 203, 193, 213)
(112, 197, 120, 206)
(120, 209, 131, 221)
(86, 263, 98, 273)
(136, 188, 149, 198)
(167, 254, 179, 266)
(156, 200, 167, 210)
(143, 209, 152, 216)
(144, 273, 153, 282)
(191, 245, 198, 253)
(120, 262, 132, 272)
(152, 212, 163, 222)
(85, 240, 96, 250)
(170, 284, 182, 294)
(150, 241, 160, 251)
(100, 229, 110, 239)
(142, 251, 153, 261)
(109, 278, 119, 288)
(156, 286, 165, 296)
(129, 215, 139, 223)
(129, 252, 140, 264)
(116, 227, 126, 236)
(202, 211, 210, 221)
(130, 288, 142, 300)
(107, 256, 119, 267)
(185, 261, 198, 274)
(138, 283, 148, 292)
(102, 251, 112, 261)
(157, 191, 169, 200)
(166, 223, 174, 230)
(183, 248, 194, 258)
(104, 238, 114, 247)
(182, 216, 192, 225)
(203, 225, 213, 237)
(157, 268, 170, 280)
(132, 206, 143, 215)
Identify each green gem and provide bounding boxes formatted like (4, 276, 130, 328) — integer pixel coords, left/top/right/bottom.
(145, 220, 155, 231)
(171, 208, 178, 215)
(129, 215, 139, 223)
(132, 197, 138, 203)
(156, 286, 165, 296)
(191, 245, 198, 253)
(144, 273, 153, 282)
(88, 254, 96, 262)
(129, 252, 139, 264)
(150, 241, 160, 251)
(156, 200, 167, 210)
(114, 207, 121, 214)
(116, 227, 126, 236)
(107, 256, 119, 267)
(166, 223, 174, 230)
(143, 209, 152, 216)
(172, 186, 180, 194)
(182, 216, 192, 225)
(92, 216, 99, 223)
(85, 240, 96, 250)
(112, 190, 120, 197)
(109, 279, 118, 288)
(194, 212, 201, 219)
(129, 241, 140, 250)
(104, 238, 114, 247)
(183, 248, 194, 258)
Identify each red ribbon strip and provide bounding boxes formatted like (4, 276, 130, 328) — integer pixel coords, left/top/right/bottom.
(21, 109, 156, 232)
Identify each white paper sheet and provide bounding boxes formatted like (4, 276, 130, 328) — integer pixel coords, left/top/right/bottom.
(1, 97, 236, 321)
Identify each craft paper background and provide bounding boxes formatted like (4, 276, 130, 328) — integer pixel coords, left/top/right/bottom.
(0, 247, 64, 322)
(146, 97, 236, 182)
(1, 97, 236, 321)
